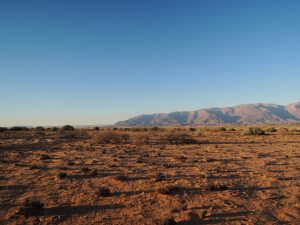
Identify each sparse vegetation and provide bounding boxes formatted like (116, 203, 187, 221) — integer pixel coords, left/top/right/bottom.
(0, 127, 8, 132)
(242, 127, 265, 135)
(81, 166, 90, 173)
(67, 161, 75, 166)
(98, 187, 111, 197)
(195, 130, 203, 136)
(155, 172, 166, 182)
(159, 186, 181, 195)
(162, 131, 197, 144)
(51, 127, 59, 131)
(91, 169, 98, 176)
(40, 154, 51, 160)
(116, 175, 127, 181)
(1, 124, 299, 224)
(202, 210, 208, 219)
(18, 199, 44, 217)
(188, 127, 196, 132)
(35, 126, 45, 131)
(207, 182, 228, 191)
(163, 218, 177, 225)
(151, 126, 159, 131)
(91, 130, 130, 144)
(29, 165, 39, 170)
(266, 127, 277, 132)
(61, 125, 75, 131)
(10, 126, 30, 131)
(58, 172, 67, 179)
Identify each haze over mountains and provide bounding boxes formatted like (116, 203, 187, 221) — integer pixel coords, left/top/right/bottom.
(116, 102, 300, 126)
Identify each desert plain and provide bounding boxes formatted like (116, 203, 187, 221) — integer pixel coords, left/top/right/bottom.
(0, 125, 299, 225)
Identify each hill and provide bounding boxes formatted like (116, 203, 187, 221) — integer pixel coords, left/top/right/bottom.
(116, 102, 300, 126)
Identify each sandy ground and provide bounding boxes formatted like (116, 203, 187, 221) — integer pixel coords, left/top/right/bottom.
(0, 127, 299, 225)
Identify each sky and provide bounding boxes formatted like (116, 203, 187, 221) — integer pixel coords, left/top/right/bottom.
(1, 0, 300, 126)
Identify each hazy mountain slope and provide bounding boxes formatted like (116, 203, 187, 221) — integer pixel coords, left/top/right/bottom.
(286, 102, 300, 119)
(115, 102, 300, 126)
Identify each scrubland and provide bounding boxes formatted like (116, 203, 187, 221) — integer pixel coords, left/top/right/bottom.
(0, 125, 299, 224)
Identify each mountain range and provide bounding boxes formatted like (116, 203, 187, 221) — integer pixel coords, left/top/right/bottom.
(115, 102, 300, 126)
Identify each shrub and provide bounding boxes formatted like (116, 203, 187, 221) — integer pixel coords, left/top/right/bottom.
(242, 127, 265, 135)
(67, 161, 75, 166)
(0, 127, 8, 132)
(163, 218, 177, 225)
(188, 127, 196, 132)
(93, 126, 99, 130)
(218, 127, 226, 131)
(155, 172, 166, 182)
(81, 166, 90, 173)
(61, 125, 75, 131)
(35, 126, 45, 131)
(29, 165, 39, 170)
(207, 183, 228, 191)
(91, 169, 98, 177)
(91, 130, 130, 144)
(40, 154, 51, 160)
(162, 131, 197, 144)
(51, 127, 59, 131)
(151, 126, 159, 131)
(58, 172, 67, 179)
(202, 210, 208, 219)
(116, 175, 127, 181)
(18, 199, 44, 217)
(10, 126, 30, 131)
(98, 187, 111, 197)
(195, 131, 203, 136)
(266, 127, 277, 132)
(159, 186, 181, 195)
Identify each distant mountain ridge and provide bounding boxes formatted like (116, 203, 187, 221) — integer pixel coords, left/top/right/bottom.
(115, 102, 300, 126)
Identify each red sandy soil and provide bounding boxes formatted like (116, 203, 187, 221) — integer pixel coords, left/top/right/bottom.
(0, 127, 299, 224)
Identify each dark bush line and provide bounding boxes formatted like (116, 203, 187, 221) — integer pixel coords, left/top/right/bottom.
(10, 126, 30, 131)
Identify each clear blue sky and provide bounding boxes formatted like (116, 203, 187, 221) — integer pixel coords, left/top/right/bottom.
(1, 0, 300, 126)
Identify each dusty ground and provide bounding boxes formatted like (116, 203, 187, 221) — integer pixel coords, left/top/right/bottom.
(0, 126, 299, 225)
